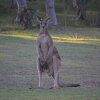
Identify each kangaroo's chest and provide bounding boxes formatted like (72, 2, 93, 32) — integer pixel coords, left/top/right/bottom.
(39, 35, 49, 55)
(39, 35, 48, 44)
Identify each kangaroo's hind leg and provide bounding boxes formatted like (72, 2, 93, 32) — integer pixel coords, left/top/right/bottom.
(53, 55, 61, 88)
(37, 58, 43, 88)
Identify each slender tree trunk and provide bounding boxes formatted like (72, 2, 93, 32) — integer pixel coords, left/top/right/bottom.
(45, 0, 58, 26)
(73, 0, 86, 20)
(11, 0, 17, 8)
(15, 0, 32, 29)
(15, 0, 27, 23)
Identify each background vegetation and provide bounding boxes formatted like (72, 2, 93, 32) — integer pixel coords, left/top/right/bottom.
(0, 0, 100, 100)
(0, 0, 100, 29)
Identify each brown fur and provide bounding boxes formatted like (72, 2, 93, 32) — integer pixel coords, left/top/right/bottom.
(36, 17, 80, 88)
(36, 17, 61, 88)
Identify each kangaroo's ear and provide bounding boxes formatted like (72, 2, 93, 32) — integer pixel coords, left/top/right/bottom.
(37, 16, 42, 22)
(45, 17, 50, 22)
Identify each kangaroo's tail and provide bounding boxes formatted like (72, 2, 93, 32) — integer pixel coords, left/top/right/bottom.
(59, 82, 80, 87)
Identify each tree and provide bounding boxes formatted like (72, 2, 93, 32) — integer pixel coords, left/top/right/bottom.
(15, 0, 32, 29)
(15, 0, 27, 22)
(73, 0, 86, 20)
(11, 0, 16, 8)
(45, 0, 58, 26)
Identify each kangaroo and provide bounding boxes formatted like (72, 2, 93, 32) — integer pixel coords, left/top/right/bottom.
(36, 16, 61, 88)
(36, 16, 80, 89)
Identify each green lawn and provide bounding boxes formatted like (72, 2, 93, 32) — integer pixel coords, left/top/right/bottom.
(0, 29, 100, 100)
(0, 1, 100, 99)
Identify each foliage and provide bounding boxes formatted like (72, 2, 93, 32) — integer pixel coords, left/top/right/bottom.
(0, 0, 100, 27)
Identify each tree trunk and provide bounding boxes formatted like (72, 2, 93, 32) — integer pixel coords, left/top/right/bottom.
(45, 0, 58, 26)
(15, 0, 32, 29)
(73, 0, 86, 20)
(15, 0, 27, 23)
(11, 0, 17, 8)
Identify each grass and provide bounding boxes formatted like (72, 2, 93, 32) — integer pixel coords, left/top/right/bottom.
(0, 88, 100, 100)
(0, 29, 100, 100)
(0, 3, 100, 99)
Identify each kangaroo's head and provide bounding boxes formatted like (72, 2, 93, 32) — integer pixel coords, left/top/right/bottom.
(37, 16, 50, 31)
